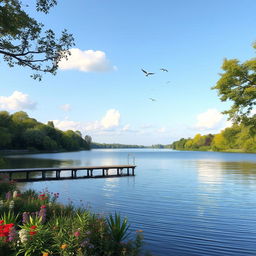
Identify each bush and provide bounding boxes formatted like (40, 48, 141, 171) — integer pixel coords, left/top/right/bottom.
(0, 183, 148, 256)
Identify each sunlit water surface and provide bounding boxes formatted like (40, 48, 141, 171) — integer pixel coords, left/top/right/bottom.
(3, 149, 256, 255)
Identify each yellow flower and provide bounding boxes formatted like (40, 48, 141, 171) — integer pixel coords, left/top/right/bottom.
(61, 244, 68, 249)
(42, 253, 49, 256)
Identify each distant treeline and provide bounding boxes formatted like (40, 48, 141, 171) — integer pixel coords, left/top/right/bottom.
(171, 124, 256, 153)
(0, 111, 92, 152)
(92, 143, 146, 149)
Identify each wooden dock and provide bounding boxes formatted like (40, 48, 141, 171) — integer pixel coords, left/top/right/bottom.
(0, 165, 136, 182)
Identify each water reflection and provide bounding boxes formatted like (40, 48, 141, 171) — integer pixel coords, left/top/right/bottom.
(196, 159, 256, 185)
(2, 156, 78, 169)
(196, 160, 223, 185)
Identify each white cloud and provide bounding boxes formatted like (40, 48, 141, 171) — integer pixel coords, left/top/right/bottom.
(101, 109, 120, 128)
(53, 120, 81, 131)
(195, 108, 224, 130)
(53, 109, 121, 133)
(0, 91, 36, 111)
(59, 48, 116, 72)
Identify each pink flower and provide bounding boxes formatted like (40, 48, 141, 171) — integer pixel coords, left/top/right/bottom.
(74, 231, 80, 237)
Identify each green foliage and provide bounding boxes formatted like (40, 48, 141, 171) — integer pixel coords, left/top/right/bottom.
(0, 0, 74, 80)
(212, 43, 256, 128)
(171, 123, 256, 153)
(0, 111, 91, 152)
(0, 181, 148, 256)
(0, 178, 15, 197)
(107, 212, 130, 243)
(172, 134, 214, 151)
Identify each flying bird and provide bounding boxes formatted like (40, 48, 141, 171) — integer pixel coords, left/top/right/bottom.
(160, 68, 168, 72)
(141, 69, 155, 76)
(149, 98, 156, 101)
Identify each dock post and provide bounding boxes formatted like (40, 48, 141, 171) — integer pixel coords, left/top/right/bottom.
(117, 168, 120, 176)
(127, 168, 129, 176)
(42, 171, 46, 180)
(71, 170, 77, 178)
(90, 169, 93, 177)
(26, 172, 29, 180)
(56, 170, 60, 179)
(132, 167, 135, 176)
(102, 169, 105, 176)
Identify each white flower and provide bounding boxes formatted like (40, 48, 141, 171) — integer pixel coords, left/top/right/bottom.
(18, 229, 28, 243)
(13, 191, 18, 198)
(9, 200, 14, 209)
(0, 200, 4, 208)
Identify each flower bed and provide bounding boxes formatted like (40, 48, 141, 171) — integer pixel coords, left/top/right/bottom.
(0, 179, 149, 256)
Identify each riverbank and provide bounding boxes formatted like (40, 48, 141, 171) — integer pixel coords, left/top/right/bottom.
(0, 178, 148, 256)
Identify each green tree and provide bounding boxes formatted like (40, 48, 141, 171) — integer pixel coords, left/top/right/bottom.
(47, 121, 55, 128)
(84, 135, 92, 147)
(222, 125, 241, 149)
(211, 133, 228, 151)
(0, 0, 74, 80)
(0, 127, 12, 148)
(0, 111, 11, 127)
(212, 43, 256, 127)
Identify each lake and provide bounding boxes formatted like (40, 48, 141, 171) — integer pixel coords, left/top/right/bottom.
(2, 149, 256, 255)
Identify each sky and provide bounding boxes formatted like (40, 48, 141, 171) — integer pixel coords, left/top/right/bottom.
(1, 0, 256, 145)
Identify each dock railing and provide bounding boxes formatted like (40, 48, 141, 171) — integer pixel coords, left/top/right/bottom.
(0, 165, 136, 182)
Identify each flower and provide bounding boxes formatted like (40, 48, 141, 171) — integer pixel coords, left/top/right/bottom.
(42, 253, 49, 256)
(61, 243, 68, 249)
(9, 200, 14, 209)
(39, 205, 47, 223)
(136, 229, 143, 233)
(74, 231, 80, 237)
(29, 225, 37, 236)
(13, 191, 18, 198)
(19, 229, 28, 243)
(22, 212, 29, 224)
(8, 226, 17, 241)
(38, 193, 48, 201)
(0, 222, 15, 240)
(6, 191, 11, 201)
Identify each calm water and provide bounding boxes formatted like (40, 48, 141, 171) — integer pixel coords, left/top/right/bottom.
(2, 149, 256, 255)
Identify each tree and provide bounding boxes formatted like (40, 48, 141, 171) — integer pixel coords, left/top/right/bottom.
(47, 121, 55, 128)
(0, 0, 74, 80)
(212, 43, 256, 127)
(84, 135, 92, 148)
(211, 133, 228, 151)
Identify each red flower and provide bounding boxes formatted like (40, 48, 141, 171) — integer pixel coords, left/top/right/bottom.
(30, 225, 37, 229)
(0, 222, 15, 238)
(41, 205, 46, 209)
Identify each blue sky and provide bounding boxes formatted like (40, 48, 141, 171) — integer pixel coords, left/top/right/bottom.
(1, 0, 256, 145)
